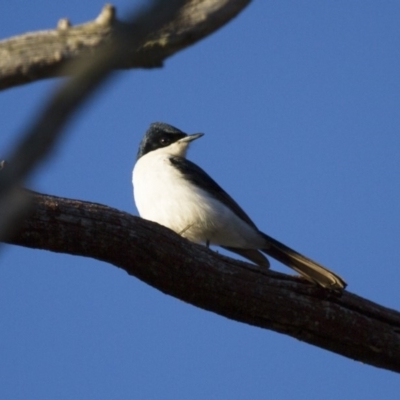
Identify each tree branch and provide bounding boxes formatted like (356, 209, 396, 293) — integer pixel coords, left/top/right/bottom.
(0, 0, 251, 91)
(6, 190, 400, 374)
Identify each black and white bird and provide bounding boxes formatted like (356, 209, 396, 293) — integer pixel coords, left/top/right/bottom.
(132, 122, 346, 290)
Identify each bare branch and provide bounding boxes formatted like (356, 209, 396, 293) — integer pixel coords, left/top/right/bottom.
(0, 0, 251, 91)
(6, 190, 400, 374)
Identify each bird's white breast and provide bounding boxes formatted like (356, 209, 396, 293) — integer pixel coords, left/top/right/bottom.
(133, 150, 264, 248)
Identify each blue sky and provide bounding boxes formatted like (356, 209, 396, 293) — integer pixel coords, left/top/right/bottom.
(1, 1, 400, 399)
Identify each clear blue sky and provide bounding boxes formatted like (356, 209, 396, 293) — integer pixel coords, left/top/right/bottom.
(1, 1, 400, 399)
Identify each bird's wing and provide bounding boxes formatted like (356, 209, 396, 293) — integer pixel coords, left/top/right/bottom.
(169, 156, 257, 229)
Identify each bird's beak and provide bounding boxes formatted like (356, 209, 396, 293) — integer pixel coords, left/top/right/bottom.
(178, 133, 204, 143)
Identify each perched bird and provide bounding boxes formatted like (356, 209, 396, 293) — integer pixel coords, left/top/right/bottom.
(132, 122, 346, 290)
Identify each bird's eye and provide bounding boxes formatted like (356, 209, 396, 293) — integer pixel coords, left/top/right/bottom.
(160, 138, 170, 145)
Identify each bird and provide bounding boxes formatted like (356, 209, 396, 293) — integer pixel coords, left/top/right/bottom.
(132, 122, 347, 290)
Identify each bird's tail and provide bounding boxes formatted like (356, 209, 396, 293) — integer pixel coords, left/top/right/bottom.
(261, 232, 347, 290)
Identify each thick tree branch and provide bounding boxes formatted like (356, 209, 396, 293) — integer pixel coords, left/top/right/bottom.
(0, 0, 251, 90)
(6, 190, 400, 374)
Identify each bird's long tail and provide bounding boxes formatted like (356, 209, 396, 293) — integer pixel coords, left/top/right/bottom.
(261, 232, 347, 290)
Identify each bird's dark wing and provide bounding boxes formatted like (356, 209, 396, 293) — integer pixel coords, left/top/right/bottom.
(169, 156, 257, 229)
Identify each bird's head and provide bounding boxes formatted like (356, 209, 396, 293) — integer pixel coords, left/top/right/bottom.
(137, 122, 204, 159)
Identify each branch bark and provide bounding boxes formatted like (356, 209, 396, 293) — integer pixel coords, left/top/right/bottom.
(6, 190, 400, 374)
(0, 0, 251, 90)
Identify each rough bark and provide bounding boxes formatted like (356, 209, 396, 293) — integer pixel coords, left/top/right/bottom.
(0, 0, 251, 90)
(6, 190, 400, 374)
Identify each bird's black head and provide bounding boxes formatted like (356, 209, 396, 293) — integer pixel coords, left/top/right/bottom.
(137, 122, 203, 159)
